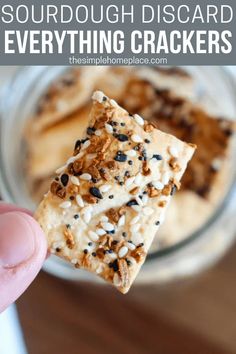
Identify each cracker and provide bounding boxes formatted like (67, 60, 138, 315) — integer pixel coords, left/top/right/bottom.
(35, 91, 196, 293)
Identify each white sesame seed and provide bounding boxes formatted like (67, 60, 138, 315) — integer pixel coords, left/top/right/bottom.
(55, 165, 66, 174)
(143, 207, 154, 216)
(142, 194, 149, 205)
(95, 129, 102, 136)
(96, 228, 106, 236)
(100, 215, 108, 222)
(153, 181, 164, 190)
(80, 173, 92, 181)
(159, 212, 165, 225)
(126, 149, 136, 157)
(133, 114, 144, 126)
(130, 223, 141, 233)
(92, 90, 104, 103)
(96, 264, 104, 274)
(59, 201, 71, 209)
(118, 246, 128, 258)
(135, 196, 143, 206)
(83, 212, 92, 223)
(76, 195, 84, 208)
(162, 172, 170, 185)
(131, 205, 142, 212)
(71, 176, 80, 186)
(126, 242, 136, 251)
(134, 173, 142, 186)
(125, 176, 135, 188)
(105, 123, 113, 134)
(169, 146, 179, 158)
(100, 184, 112, 193)
(71, 259, 77, 264)
(101, 222, 114, 232)
(110, 99, 119, 108)
(131, 134, 143, 143)
(66, 156, 77, 165)
(81, 140, 91, 150)
(113, 273, 121, 286)
(81, 205, 93, 214)
(88, 231, 99, 242)
(130, 215, 140, 225)
(131, 233, 143, 245)
(118, 215, 126, 227)
(51, 249, 56, 254)
(74, 151, 84, 159)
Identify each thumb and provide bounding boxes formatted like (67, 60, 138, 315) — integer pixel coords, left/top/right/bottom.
(0, 211, 47, 312)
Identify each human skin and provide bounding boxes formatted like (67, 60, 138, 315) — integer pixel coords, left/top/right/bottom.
(0, 202, 47, 313)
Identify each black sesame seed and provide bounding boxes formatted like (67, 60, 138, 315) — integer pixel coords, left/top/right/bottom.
(129, 113, 133, 117)
(155, 221, 160, 226)
(120, 122, 125, 126)
(56, 247, 61, 252)
(108, 262, 113, 268)
(170, 185, 177, 196)
(119, 181, 124, 186)
(143, 191, 147, 195)
(92, 177, 98, 183)
(111, 259, 119, 272)
(128, 240, 133, 243)
(122, 232, 127, 237)
(137, 243, 144, 248)
(134, 145, 139, 151)
(126, 199, 138, 207)
(88, 242, 93, 246)
(128, 160, 133, 165)
(55, 177, 59, 181)
(89, 187, 103, 199)
(138, 156, 143, 161)
(144, 139, 151, 144)
(152, 154, 163, 161)
(103, 96, 107, 101)
(115, 176, 120, 181)
(113, 128, 117, 133)
(114, 152, 127, 162)
(69, 196, 75, 201)
(126, 259, 132, 266)
(124, 171, 130, 177)
(66, 224, 71, 229)
(107, 230, 115, 234)
(83, 249, 88, 254)
(108, 249, 113, 253)
(87, 127, 95, 135)
(74, 140, 81, 150)
(61, 174, 69, 187)
(92, 252, 97, 257)
(116, 134, 129, 142)
(74, 214, 79, 219)
(109, 195, 114, 199)
(112, 240, 118, 245)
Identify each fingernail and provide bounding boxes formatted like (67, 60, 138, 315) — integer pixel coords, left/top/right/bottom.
(0, 212, 35, 268)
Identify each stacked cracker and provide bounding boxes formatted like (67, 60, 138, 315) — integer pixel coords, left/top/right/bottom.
(35, 91, 195, 293)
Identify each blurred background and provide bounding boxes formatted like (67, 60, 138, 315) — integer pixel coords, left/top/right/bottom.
(0, 66, 236, 354)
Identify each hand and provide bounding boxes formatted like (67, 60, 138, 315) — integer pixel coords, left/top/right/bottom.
(0, 202, 47, 313)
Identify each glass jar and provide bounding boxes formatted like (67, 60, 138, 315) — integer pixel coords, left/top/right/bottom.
(0, 66, 235, 285)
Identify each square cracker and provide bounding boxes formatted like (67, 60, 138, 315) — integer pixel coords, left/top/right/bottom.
(35, 91, 195, 293)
